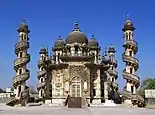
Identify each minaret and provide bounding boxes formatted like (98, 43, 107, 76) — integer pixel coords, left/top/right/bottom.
(13, 19, 30, 105)
(108, 44, 118, 92)
(37, 46, 48, 98)
(101, 48, 110, 102)
(122, 16, 140, 105)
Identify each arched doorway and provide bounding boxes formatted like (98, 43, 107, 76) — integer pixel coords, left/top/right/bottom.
(71, 77, 81, 97)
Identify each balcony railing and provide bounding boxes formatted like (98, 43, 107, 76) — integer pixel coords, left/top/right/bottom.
(37, 82, 46, 89)
(124, 40, 138, 47)
(123, 89, 132, 98)
(112, 82, 118, 88)
(132, 94, 144, 102)
(122, 71, 139, 83)
(13, 71, 30, 85)
(108, 69, 118, 76)
(15, 41, 29, 49)
(37, 70, 46, 79)
(14, 54, 30, 67)
(122, 54, 139, 66)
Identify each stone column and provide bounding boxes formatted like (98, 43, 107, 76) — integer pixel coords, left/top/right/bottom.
(96, 70, 101, 98)
(104, 81, 108, 101)
(71, 46, 75, 56)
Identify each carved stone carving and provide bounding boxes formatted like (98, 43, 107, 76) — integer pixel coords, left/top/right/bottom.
(69, 66, 89, 82)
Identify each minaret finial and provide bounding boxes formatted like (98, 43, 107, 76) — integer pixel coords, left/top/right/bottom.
(58, 35, 61, 40)
(73, 20, 80, 31)
(126, 12, 130, 19)
(21, 19, 27, 24)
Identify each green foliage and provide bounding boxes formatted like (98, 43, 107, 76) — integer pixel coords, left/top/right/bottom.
(138, 78, 155, 97)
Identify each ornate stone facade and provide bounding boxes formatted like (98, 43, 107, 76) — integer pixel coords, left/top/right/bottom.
(37, 21, 117, 105)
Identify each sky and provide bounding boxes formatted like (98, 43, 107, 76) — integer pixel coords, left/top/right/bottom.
(0, 0, 154, 90)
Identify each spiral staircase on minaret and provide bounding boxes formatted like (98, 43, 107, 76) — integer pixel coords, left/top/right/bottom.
(122, 17, 144, 106)
(7, 20, 30, 106)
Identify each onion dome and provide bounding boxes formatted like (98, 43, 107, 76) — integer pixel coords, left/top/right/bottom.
(17, 19, 30, 33)
(54, 36, 65, 48)
(66, 21, 88, 44)
(88, 35, 99, 47)
(122, 16, 135, 31)
(39, 46, 47, 54)
(108, 44, 116, 53)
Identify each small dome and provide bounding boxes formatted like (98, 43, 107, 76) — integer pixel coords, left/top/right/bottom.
(54, 36, 65, 48)
(39, 47, 47, 54)
(66, 21, 88, 44)
(17, 19, 30, 33)
(122, 17, 135, 31)
(88, 35, 99, 47)
(108, 44, 116, 53)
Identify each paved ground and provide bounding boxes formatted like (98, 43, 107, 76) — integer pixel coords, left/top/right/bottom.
(0, 103, 155, 115)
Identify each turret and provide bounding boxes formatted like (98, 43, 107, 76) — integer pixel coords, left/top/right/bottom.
(108, 44, 118, 92)
(88, 35, 100, 64)
(37, 46, 48, 98)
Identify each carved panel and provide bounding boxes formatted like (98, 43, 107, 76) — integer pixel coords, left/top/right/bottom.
(69, 65, 89, 82)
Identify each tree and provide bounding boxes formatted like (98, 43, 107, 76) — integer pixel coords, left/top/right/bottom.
(138, 78, 155, 97)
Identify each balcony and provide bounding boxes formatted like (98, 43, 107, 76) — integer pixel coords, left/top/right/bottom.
(14, 54, 30, 69)
(112, 82, 118, 88)
(123, 40, 138, 52)
(13, 71, 30, 87)
(108, 69, 118, 77)
(122, 70, 139, 83)
(109, 59, 117, 67)
(37, 70, 46, 79)
(132, 94, 144, 102)
(123, 89, 132, 98)
(15, 41, 29, 54)
(122, 54, 139, 70)
(37, 82, 46, 89)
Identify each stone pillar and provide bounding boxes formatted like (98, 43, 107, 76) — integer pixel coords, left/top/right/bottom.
(126, 82, 131, 92)
(104, 82, 108, 101)
(96, 70, 101, 98)
(71, 46, 75, 56)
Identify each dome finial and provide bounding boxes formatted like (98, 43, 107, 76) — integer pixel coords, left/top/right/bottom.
(73, 20, 80, 31)
(58, 35, 62, 40)
(126, 12, 130, 19)
(21, 19, 27, 24)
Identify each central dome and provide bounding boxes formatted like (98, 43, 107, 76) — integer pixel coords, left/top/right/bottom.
(66, 21, 88, 44)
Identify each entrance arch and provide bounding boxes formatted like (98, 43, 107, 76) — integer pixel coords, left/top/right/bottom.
(71, 76, 81, 97)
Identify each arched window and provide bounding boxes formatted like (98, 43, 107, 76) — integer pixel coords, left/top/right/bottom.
(19, 52, 23, 58)
(40, 90, 43, 97)
(41, 78, 43, 83)
(126, 33, 128, 40)
(21, 34, 24, 40)
(84, 81, 87, 90)
(129, 32, 131, 40)
(74, 46, 78, 56)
